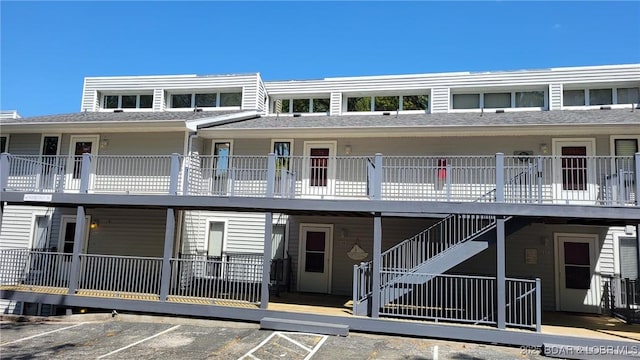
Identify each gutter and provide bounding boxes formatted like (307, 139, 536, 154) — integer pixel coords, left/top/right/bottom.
(184, 110, 260, 131)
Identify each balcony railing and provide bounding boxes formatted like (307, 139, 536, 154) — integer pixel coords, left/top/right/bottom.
(2, 152, 638, 206)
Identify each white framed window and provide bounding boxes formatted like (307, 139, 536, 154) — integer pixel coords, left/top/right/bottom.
(452, 90, 546, 110)
(102, 94, 153, 109)
(0, 135, 9, 153)
(206, 220, 226, 258)
(563, 86, 639, 108)
(40, 134, 61, 156)
(616, 87, 640, 104)
(169, 91, 242, 109)
(272, 97, 330, 114)
(345, 94, 428, 113)
(271, 139, 294, 171)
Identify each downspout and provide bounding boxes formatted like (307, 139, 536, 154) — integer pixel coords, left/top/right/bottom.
(177, 130, 199, 257)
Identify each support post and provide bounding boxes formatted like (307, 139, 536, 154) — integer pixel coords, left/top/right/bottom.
(371, 213, 382, 318)
(260, 212, 274, 309)
(68, 206, 86, 294)
(0, 201, 4, 235)
(159, 208, 176, 301)
(0, 152, 9, 191)
(496, 215, 506, 329)
(79, 153, 91, 193)
(373, 153, 382, 200)
(169, 153, 180, 195)
(535, 278, 542, 332)
(635, 153, 640, 206)
(536, 155, 543, 204)
(266, 153, 276, 197)
(445, 163, 452, 201)
(495, 153, 504, 202)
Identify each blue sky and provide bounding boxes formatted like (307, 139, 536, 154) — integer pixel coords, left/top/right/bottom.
(1, 1, 639, 117)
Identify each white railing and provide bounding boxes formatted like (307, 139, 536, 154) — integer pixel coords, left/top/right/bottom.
(2, 153, 637, 206)
(0, 249, 72, 288)
(78, 254, 163, 296)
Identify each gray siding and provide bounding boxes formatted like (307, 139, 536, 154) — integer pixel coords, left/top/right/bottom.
(7, 134, 41, 155)
(0, 205, 53, 249)
(288, 216, 437, 295)
(181, 211, 266, 255)
(96, 132, 184, 155)
(430, 87, 450, 113)
(85, 208, 167, 257)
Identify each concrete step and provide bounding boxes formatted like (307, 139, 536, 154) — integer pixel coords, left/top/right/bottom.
(260, 317, 349, 336)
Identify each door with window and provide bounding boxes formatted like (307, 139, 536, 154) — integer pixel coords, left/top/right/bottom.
(298, 224, 333, 293)
(206, 221, 225, 278)
(555, 234, 599, 313)
(58, 216, 90, 287)
(611, 138, 638, 205)
(66, 136, 99, 191)
(553, 140, 596, 204)
(303, 142, 336, 197)
(40, 136, 60, 191)
(211, 142, 232, 195)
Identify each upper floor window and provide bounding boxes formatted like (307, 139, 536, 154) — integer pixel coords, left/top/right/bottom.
(563, 87, 639, 107)
(103, 94, 153, 109)
(452, 91, 545, 110)
(274, 98, 330, 114)
(0, 135, 8, 153)
(170, 91, 242, 109)
(346, 94, 428, 112)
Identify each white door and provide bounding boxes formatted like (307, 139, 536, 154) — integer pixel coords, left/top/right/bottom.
(66, 136, 99, 191)
(302, 141, 336, 198)
(58, 216, 90, 286)
(555, 234, 600, 313)
(552, 139, 596, 204)
(298, 224, 333, 293)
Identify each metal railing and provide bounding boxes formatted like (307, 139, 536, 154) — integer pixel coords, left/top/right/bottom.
(170, 253, 263, 303)
(378, 272, 540, 330)
(2, 153, 637, 206)
(78, 254, 163, 295)
(0, 249, 72, 288)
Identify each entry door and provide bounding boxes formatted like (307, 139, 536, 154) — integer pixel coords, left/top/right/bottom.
(553, 140, 596, 204)
(303, 142, 336, 197)
(555, 234, 599, 313)
(66, 136, 99, 191)
(298, 225, 333, 293)
(59, 216, 90, 286)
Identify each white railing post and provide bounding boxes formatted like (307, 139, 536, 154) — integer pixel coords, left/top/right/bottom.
(635, 153, 640, 206)
(260, 212, 274, 309)
(169, 153, 180, 195)
(371, 213, 382, 318)
(68, 206, 86, 294)
(0, 153, 9, 191)
(535, 278, 542, 332)
(445, 163, 452, 201)
(373, 153, 383, 200)
(537, 155, 543, 204)
(266, 153, 276, 197)
(79, 153, 92, 193)
(495, 153, 505, 202)
(159, 208, 175, 301)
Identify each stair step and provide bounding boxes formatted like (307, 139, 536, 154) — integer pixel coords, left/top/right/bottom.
(260, 317, 349, 336)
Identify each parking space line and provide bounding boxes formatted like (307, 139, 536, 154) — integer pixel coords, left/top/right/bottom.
(96, 324, 181, 359)
(0, 322, 88, 347)
(239, 331, 328, 360)
(303, 334, 328, 360)
(277, 333, 313, 352)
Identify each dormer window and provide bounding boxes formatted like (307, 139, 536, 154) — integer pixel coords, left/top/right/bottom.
(103, 94, 153, 109)
(346, 94, 428, 112)
(562, 87, 639, 107)
(273, 97, 330, 114)
(452, 90, 545, 110)
(169, 91, 242, 109)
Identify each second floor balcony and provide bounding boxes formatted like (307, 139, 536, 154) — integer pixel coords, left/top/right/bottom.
(1, 152, 638, 207)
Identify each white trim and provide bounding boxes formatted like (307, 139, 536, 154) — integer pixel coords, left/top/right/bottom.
(67, 135, 100, 191)
(204, 218, 228, 257)
(553, 232, 600, 312)
(302, 141, 337, 197)
(609, 135, 640, 156)
(551, 138, 596, 156)
(271, 138, 295, 155)
(185, 110, 259, 131)
(0, 134, 9, 153)
(58, 215, 91, 253)
(28, 209, 51, 249)
(551, 138, 597, 205)
(39, 134, 62, 156)
(211, 139, 234, 157)
(297, 223, 334, 293)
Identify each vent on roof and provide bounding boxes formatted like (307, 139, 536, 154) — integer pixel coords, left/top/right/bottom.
(113, 109, 123, 113)
(495, 109, 505, 114)
(194, 108, 203, 112)
(382, 112, 390, 116)
(600, 106, 611, 110)
(293, 113, 301, 117)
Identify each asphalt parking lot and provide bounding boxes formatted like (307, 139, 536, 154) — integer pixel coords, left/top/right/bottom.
(0, 314, 548, 359)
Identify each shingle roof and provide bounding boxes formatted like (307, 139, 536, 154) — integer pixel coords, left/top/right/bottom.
(212, 109, 640, 130)
(0, 110, 244, 124)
